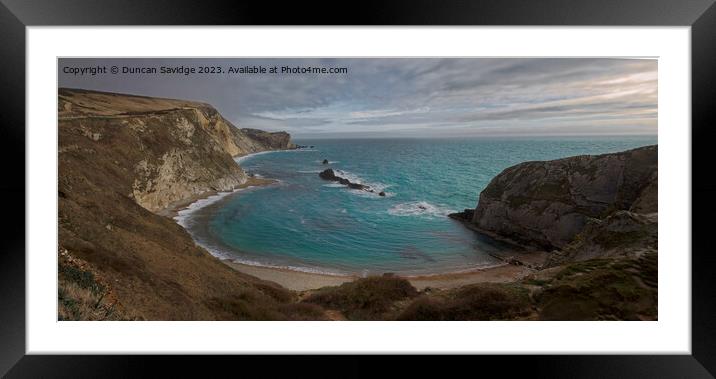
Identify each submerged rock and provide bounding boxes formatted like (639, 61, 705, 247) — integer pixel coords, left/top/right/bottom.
(322, 159, 329, 164)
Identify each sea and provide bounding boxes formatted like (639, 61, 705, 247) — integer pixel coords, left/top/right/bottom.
(175, 135, 657, 276)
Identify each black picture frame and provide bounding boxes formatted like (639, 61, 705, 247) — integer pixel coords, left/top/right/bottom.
(1, 0, 714, 377)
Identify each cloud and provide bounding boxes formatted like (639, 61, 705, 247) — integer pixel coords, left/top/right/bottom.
(58, 58, 657, 137)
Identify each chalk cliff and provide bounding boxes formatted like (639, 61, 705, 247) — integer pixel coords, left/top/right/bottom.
(59, 88, 295, 212)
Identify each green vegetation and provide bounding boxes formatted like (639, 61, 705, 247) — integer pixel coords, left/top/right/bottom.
(397, 283, 533, 321)
(523, 278, 551, 286)
(205, 292, 288, 321)
(593, 229, 651, 250)
(529, 254, 657, 320)
(59, 264, 104, 294)
(58, 253, 657, 321)
(203, 285, 330, 320)
(58, 262, 124, 321)
(396, 254, 656, 321)
(551, 259, 613, 280)
(199, 254, 657, 321)
(302, 275, 419, 320)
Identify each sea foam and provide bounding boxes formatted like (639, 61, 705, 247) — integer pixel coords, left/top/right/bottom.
(388, 201, 455, 219)
(174, 186, 257, 228)
(333, 169, 392, 195)
(234, 148, 316, 164)
(234, 150, 276, 164)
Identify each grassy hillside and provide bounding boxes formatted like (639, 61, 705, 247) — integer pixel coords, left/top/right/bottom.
(58, 89, 308, 320)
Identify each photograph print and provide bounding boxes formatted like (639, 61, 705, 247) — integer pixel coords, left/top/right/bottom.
(57, 58, 657, 321)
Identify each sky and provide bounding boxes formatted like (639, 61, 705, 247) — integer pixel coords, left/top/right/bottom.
(58, 58, 657, 138)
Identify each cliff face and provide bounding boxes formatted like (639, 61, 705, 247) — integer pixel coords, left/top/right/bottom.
(469, 145, 657, 251)
(58, 89, 310, 320)
(240, 128, 297, 151)
(59, 88, 294, 212)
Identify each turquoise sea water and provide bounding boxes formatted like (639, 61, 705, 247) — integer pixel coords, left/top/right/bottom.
(178, 136, 657, 276)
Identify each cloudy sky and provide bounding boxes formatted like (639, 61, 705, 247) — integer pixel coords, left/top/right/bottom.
(58, 58, 657, 138)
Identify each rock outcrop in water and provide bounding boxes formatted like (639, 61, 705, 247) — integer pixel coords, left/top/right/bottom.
(319, 168, 372, 191)
(451, 145, 657, 266)
(58, 89, 309, 320)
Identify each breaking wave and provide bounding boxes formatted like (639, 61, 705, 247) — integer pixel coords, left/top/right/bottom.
(333, 169, 392, 194)
(388, 201, 455, 219)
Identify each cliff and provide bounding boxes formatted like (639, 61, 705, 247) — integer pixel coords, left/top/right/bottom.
(58, 89, 315, 320)
(439, 145, 658, 320)
(466, 145, 657, 252)
(59, 88, 295, 212)
(240, 128, 296, 151)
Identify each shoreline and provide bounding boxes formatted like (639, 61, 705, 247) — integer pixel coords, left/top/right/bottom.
(158, 148, 292, 218)
(226, 259, 534, 291)
(157, 176, 277, 219)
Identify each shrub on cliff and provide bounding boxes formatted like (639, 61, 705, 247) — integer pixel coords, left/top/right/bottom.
(58, 262, 132, 321)
(302, 275, 418, 320)
(535, 253, 657, 320)
(397, 283, 533, 321)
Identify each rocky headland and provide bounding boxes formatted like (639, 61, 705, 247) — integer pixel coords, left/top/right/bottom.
(450, 145, 657, 262)
(443, 145, 658, 320)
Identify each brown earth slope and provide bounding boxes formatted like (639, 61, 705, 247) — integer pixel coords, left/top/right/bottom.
(58, 89, 315, 320)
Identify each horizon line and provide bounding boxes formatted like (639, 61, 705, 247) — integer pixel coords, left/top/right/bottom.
(290, 133, 659, 140)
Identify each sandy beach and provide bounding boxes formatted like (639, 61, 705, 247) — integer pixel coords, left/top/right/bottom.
(226, 260, 534, 291)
